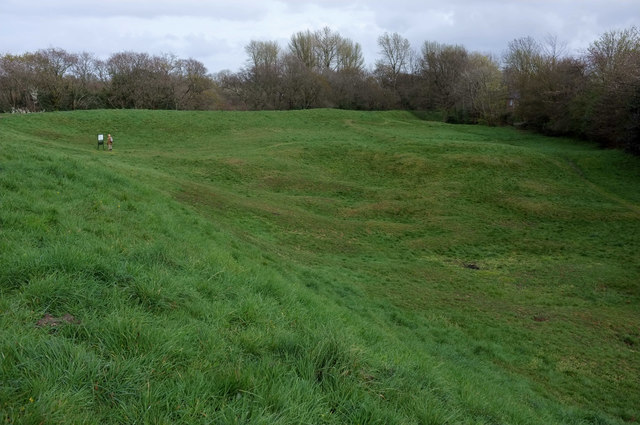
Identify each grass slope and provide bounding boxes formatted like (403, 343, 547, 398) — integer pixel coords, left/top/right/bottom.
(1, 109, 639, 424)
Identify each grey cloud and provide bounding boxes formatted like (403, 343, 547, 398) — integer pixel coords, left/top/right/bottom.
(1, 0, 638, 73)
(362, 0, 639, 58)
(1, 0, 269, 21)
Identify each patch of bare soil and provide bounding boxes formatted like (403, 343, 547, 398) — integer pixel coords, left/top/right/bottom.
(533, 314, 550, 322)
(36, 313, 79, 328)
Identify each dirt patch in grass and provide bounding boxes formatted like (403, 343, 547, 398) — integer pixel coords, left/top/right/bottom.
(36, 313, 79, 328)
(532, 314, 550, 322)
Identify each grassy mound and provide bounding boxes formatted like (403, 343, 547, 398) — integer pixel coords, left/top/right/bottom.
(1, 109, 639, 424)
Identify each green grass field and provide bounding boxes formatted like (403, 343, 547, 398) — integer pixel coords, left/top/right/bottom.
(1, 109, 639, 424)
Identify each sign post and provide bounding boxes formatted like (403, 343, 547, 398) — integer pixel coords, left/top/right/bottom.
(97, 134, 104, 150)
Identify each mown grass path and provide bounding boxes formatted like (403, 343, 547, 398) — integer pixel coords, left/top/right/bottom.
(1, 109, 639, 424)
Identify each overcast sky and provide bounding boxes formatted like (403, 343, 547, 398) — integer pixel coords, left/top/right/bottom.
(1, 0, 638, 73)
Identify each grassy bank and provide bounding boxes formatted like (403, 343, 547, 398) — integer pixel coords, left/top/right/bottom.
(1, 109, 639, 424)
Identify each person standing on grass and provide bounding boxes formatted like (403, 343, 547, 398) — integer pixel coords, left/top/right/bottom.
(107, 133, 113, 151)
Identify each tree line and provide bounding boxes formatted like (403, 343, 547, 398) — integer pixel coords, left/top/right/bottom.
(0, 50, 218, 112)
(1, 26, 638, 151)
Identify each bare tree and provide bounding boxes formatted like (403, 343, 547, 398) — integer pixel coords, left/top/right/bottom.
(106, 51, 150, 108)
(314, 27, 341, 71)
(245, 40, 280, 74)
(244, 40, 284, 109)
(503, 36, 546, 125)
(585, 26, 640, 150)
(105, 52, 179, 109)
(174, 58, 217, 110)
(68, 51, 102, 109)
(214, 69, 250, 109)
(375, 32, 412, 90)
(336, 39, 365, 73)
(587, 26, 639, 86)
(281, 52, 326, 109)
(463, 53, 507, 124)
(32, 48, 78, 110)
(289, 30, 317, 70)
(420, 41, 469, 112)
(542, 34, 568, 66)
(285, 28, 366, 108)
(0, 53, 37, 111)
(288, 27, 363, 74)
